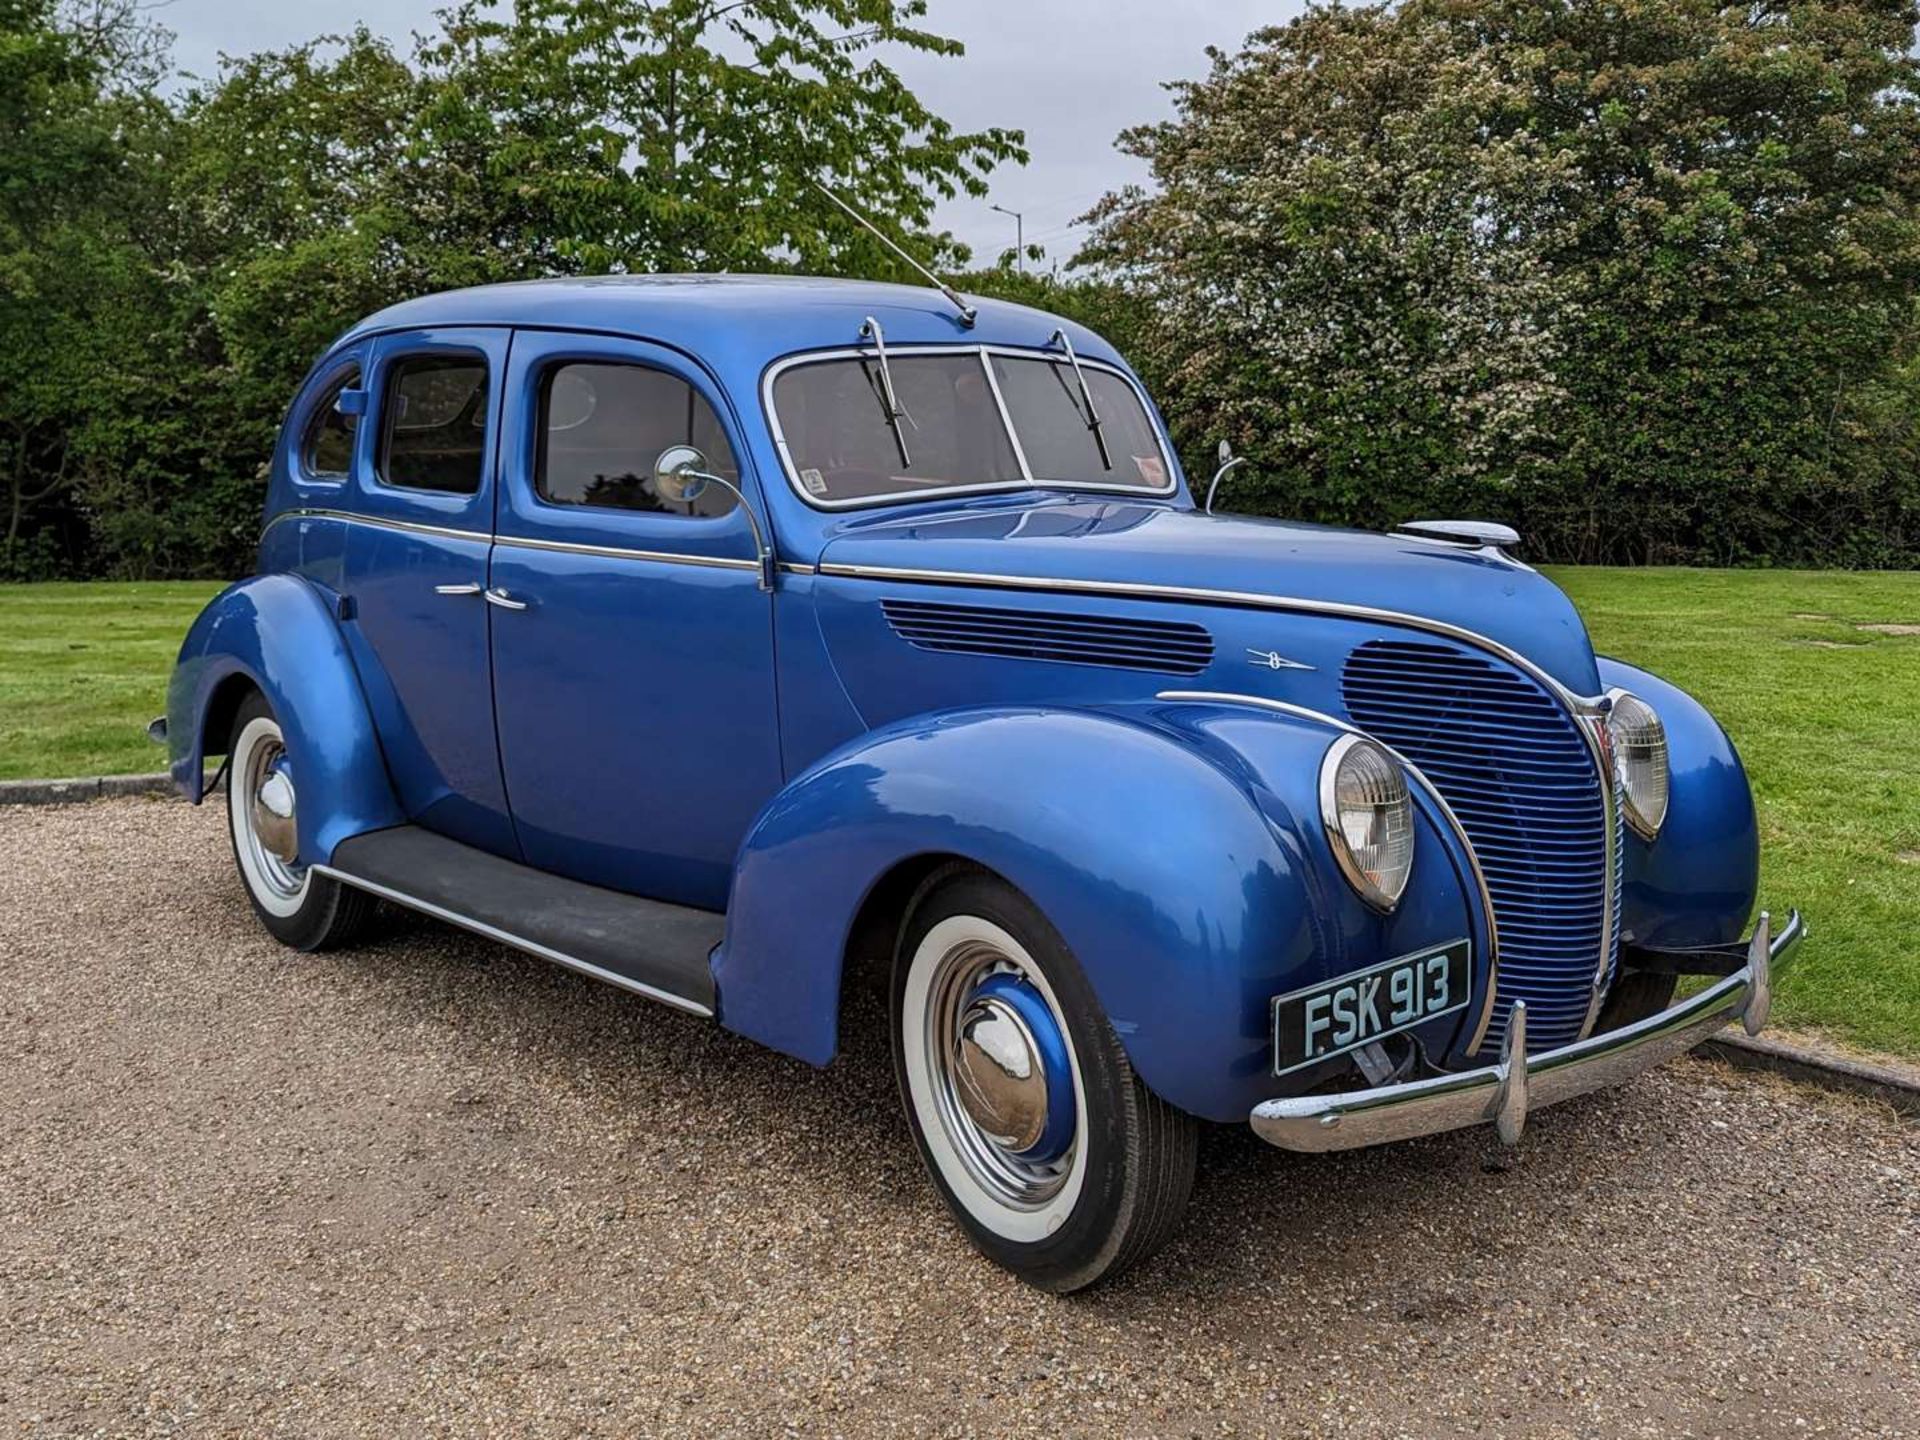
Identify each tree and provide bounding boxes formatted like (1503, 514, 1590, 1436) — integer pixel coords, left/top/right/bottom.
(5, 0, 1022, 577)
(1083, 0, 1920, 566)
(409, 0, 1024, 277)
(0, 0, 169, 573)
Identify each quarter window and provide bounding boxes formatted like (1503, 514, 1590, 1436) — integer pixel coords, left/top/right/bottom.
(536, 362, 739, 517)
(301, 370, 360, 479)
(380, 354, 490, 494)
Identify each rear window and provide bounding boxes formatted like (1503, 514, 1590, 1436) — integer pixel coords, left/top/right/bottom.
(380, 354, 489, 494)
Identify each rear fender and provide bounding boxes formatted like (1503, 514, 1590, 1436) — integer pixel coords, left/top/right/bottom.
(715, 700, 1487, 1122)
(166, 574, 403, 865)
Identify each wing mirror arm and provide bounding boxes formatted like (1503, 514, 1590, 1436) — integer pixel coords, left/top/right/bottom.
(651, 446, 777, 591)
(1204, 440, 1249, 515)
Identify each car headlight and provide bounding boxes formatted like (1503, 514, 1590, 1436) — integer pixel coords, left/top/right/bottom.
(1319, 735, 1415, 911)
(1605, 690, 1669, 839)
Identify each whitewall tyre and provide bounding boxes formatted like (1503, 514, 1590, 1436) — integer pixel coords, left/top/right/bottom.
(892, 867, 1197, 1293)
(226, 692, 375, 951)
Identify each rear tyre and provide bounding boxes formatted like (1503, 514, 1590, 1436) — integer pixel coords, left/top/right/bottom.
(226, 692, 375, 952)
(891, 867, 1197, 1293)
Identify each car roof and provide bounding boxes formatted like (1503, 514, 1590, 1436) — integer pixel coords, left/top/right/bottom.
(335, 274, 1125, 372)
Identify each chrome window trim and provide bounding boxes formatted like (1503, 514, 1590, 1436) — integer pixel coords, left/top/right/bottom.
(761, 343, 1180, 512)
(1157, 688, 1502, 1057)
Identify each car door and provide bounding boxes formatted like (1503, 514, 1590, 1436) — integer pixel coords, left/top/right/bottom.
(488, 331, 781, 911)
(340, 328, 518, 858)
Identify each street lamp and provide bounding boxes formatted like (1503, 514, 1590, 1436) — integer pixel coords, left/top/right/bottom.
(990, 204, 1024, 273)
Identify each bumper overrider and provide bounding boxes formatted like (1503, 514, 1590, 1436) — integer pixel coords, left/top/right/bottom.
(1251, 910, 1805, 1153)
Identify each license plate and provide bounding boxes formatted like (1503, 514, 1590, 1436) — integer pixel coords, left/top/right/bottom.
(1271, 940, 1472, 1077)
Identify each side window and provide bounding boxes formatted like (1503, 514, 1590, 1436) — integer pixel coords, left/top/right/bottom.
(536, 361, 739, 517)
(380, 353, 489, 494)
(301, 369, 360, 479)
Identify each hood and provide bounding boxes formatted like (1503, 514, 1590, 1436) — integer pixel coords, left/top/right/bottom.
(817, 496, 1603, 696)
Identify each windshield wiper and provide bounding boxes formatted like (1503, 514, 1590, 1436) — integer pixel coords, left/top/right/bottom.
(859, 315, 912, 469)
(1050, 328, 1112, 472)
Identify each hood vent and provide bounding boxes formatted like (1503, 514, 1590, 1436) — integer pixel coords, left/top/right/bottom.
(881, 598, 1214, 676)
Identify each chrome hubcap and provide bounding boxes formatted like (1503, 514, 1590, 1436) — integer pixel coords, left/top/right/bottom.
(926, 941, 1077, 1208)
(244, 740, 303, 894)
(955, 994, 1049, 1150)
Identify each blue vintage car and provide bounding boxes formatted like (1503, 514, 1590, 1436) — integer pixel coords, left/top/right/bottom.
(161, 275, 1802, 1291)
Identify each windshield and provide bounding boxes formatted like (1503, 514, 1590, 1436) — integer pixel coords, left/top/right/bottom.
(771, 348, 1172, 507)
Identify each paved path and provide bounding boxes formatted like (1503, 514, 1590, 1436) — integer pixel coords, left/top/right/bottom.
(3, 799, 1915, 1438)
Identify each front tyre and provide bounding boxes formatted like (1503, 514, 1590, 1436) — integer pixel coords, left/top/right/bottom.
(226, 692, 375, 952)
(892, 868, 1197, 1293)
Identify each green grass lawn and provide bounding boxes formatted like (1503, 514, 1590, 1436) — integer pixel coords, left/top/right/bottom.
(0, 581, 223, 781)
(1547, 567, 1920, 1060)
(3, 571, 1917, 1057)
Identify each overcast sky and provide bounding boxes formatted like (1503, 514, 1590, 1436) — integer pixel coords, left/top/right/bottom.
(152, 0, 1302, 265)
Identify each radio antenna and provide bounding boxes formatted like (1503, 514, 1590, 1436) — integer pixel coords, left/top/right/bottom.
(814, 181, 977, 328)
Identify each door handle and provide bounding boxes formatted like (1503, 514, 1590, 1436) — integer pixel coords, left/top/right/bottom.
(483, 587, 529, 611)
(434, 582, 484, 596)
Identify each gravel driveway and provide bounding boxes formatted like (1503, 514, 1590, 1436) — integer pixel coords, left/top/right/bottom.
(2, 798, 1915, 1439)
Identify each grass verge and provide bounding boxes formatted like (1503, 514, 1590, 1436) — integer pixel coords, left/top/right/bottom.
(1549, 567, 1920, 1059)
(0, 581, 224, 781)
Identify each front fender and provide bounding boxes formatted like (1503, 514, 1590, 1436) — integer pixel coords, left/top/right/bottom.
(166, 574, 403, 865)
(715, 700, 1487, 1122)
(1600, 658, 1759, 948)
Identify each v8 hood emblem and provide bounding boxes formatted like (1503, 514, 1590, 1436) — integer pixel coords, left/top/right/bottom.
(1244, 652, 1320, 675)
(1247, 648, 1314, 673)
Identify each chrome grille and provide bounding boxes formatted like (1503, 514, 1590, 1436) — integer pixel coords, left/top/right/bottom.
(1341, 639, 1615, 1053)
(881, 599, 1214, 675)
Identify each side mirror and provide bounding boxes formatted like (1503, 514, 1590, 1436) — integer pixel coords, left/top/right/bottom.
(649, 444, 777, 592)
(652, 444, 714, 505)
(1204, 441, 1249, 515)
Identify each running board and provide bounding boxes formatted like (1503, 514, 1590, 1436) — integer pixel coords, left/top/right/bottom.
(318, 825, 721, 1017)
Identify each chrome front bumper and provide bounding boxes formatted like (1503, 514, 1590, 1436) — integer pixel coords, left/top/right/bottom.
(1251, 909, 1805, 1153)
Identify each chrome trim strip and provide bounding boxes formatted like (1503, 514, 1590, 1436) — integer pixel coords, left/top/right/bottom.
(264, 507, 767, 574)
(1155, 689, 1501, 1053)
(829, 561, 1602, 711)
(1574, 710, 1623, 1043)
(492, 532, 761, 572)
(313, 864, 717, 1018)
(1250, 909, 1803, 1153)
(979, 348, 1035, 479)
(760, 343, 1181, 512)
(266, 507, 490, 546)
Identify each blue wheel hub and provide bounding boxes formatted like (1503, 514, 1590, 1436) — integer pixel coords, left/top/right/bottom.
(952, 972, 1075, 1165)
